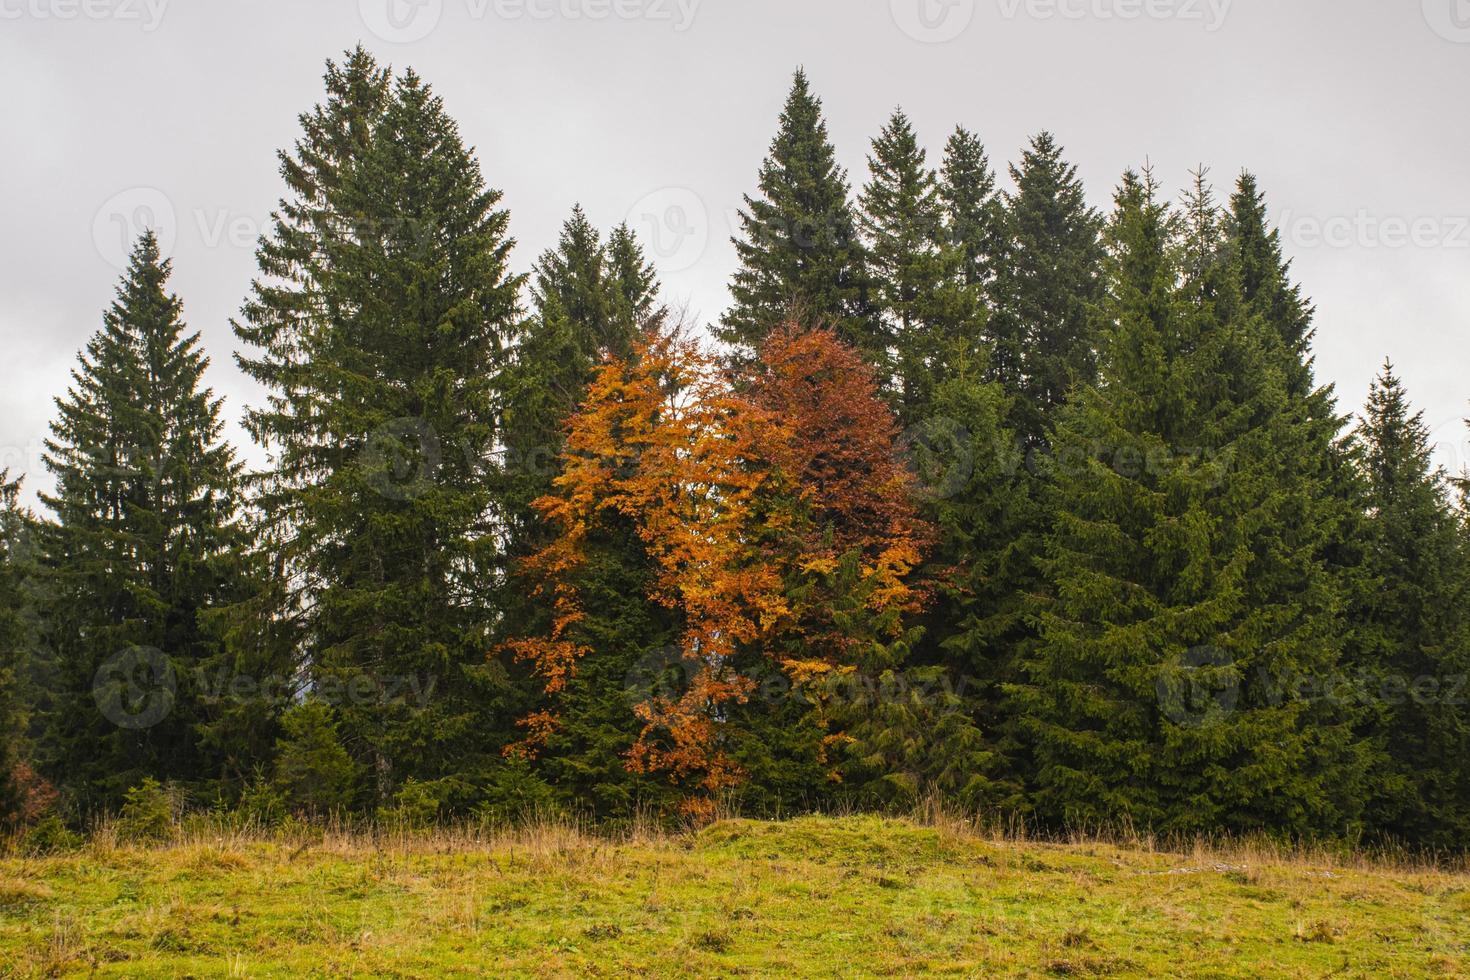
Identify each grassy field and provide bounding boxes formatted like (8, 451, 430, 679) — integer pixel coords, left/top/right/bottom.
(1, 814, 1467, 978)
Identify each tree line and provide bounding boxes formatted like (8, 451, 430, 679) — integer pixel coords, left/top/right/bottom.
(2, 47, 1467, 846)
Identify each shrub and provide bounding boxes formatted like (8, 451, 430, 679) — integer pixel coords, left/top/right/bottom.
(473, 758, 561, 826)
(238, 771, 288, 828)
(274, 702, 357, 816)
(376, 778, 439, 830)
(18, 815, 83, 856)
(117, 778, 174, 845)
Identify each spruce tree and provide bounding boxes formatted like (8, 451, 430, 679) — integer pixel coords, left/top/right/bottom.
(903, 345, 1033, 808)
(531, 206, 615, 359)
(36, 231, 249, 808)
(1225, 170, 1373, 677)
(719, 69, 875, 367)
(1013, 171, 1364, 836)
(0, 472, 35, 821)
(500, 207, 662, 592)
(988, 133, 1104, 451)
(858, 109, 974, 422)
(604, 222, 661, 336)
(938, 126, 1002, 292)
(1222, 171, 1377, 828)
(235, 53, 523, 809)
(493, 212, 669, 816)
(1355, 364, 1470, 847)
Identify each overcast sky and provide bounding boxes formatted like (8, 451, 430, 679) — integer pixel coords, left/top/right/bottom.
(3, 0, 1468, 505)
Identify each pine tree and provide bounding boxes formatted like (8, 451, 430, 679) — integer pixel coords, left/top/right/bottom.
(719, 69, 875, 367)
(36, 231, 249, 808)
(938, 126, 1002, 292)
(493, 213, 670, 817)
(0, 472, 36, 822)
(988, 133, 1105, 451)
(858, 109, 975, 422)
(1355, 363, 1470, 847)
(497, 209, 663, 644)
(234, 53, 523, 809)
(1013, 171, 1364, 836)
(604, 222, 662, 337)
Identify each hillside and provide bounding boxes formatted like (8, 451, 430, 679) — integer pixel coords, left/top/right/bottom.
(2, 816, 1466, 977)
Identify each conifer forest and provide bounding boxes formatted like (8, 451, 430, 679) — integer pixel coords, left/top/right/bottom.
(4, 8, 1470, 865)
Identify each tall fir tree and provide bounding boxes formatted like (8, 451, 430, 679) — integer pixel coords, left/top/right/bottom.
(234, 52, 523, 810)
(719, 69, 876, 368)
(0, 472, 37, 822)
(858, 109, 976, 423)
(938, 126, 1002, 293)
(604, 222, 661, 334)
(1354, 363, 1470, 847)
(859, 118, 1021, 805)
(988, 132, 1105, 451)
(493, 211, 669, 816)
(1012, 170, 1366, 836)
(35, 232, 249, 808)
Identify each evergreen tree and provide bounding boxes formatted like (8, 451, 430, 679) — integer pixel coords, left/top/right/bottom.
(858, 109, 975, 422)
(604, 222, 662, 335)
(1225, 173, 1315, 399)
(0, 472, 36, 822)
(493, 212, 668, 817)
(1013, 171, 1364, 836)
(988, 133, 1104, 451)
(719, 69, 875, 367)
(36, 231, 249, 808)
(505, 208, 662, 529)
(1355, 364, 1470, 847)
(531, 206, 615, 360)
(938, 126, 1002, 292)
(234, 53, 523, 809)
(498, 209, 663, 621)
(905, 347, 1032, 808)
(1222, 171, 1377, 828)
(1224, 170, 1373, 682)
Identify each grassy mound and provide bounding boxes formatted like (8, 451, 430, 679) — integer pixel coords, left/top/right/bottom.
(1, 815, 1466, 976)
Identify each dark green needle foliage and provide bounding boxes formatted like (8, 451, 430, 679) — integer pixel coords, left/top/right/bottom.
(36, 232, 250, 809)
(719, 69, 877, 369)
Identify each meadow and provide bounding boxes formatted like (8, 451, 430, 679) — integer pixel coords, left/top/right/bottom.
(2, 812, 1467, 977)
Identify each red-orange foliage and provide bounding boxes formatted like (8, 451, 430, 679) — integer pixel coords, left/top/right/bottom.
(505, 322, 932, 814)
(504, 328, 791, 815)
(6, 761, 58, 827)
(751, 325, 933, 676)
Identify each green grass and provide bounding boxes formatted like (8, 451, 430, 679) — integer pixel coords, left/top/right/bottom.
(2, 814, 1467, 977)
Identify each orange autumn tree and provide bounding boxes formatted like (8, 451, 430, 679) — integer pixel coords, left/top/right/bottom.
(505, 327, 790, 817)
(508, 321, 946, 815)
(744, 326, 937, 781)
